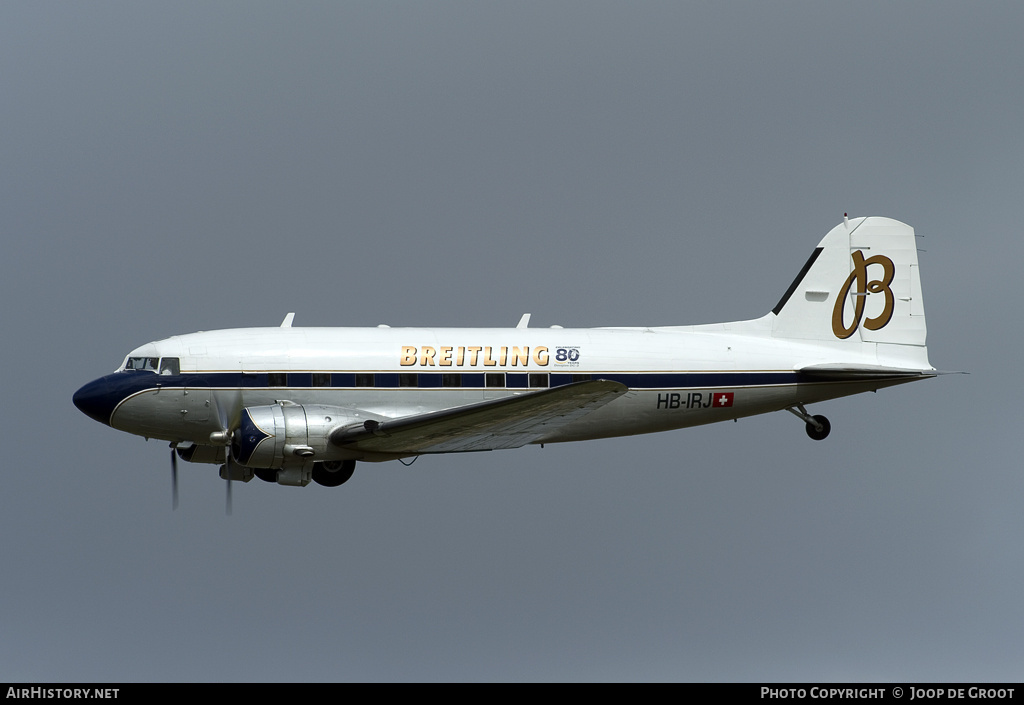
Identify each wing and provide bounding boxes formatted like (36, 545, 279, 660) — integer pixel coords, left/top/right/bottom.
(330, 379, 628, 454)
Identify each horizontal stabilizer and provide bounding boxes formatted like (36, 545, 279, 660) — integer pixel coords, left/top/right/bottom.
(798, 363, 937, 382)
(331, 380, 628, 454)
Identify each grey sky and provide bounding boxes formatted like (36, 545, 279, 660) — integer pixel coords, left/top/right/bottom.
(2, 2, 1020, 681)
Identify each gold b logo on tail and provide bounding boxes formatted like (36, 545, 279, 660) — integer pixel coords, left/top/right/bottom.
(831, 251, 896, 339)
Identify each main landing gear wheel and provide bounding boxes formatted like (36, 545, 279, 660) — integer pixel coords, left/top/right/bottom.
(312, 460, 356, 487)
(254, 468, 277, 483)
(786, 404, 831, 441)
(804, 414, 831, 441)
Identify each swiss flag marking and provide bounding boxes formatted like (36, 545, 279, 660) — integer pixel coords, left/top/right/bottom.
(712, 392, 734, 407)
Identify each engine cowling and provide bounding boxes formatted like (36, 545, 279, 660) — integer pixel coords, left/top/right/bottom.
(232, 402, 352, 470)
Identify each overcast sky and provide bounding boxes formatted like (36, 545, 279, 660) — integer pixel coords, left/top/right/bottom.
(2, 1, 1021, 682)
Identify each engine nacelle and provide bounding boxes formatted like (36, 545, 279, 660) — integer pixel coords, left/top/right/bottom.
(232, 402, 351, 470)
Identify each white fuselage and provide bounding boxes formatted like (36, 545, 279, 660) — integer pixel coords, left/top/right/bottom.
(102, 319, 916, 455)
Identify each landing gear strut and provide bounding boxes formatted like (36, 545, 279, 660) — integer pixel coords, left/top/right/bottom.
(786, 404, 831, 441)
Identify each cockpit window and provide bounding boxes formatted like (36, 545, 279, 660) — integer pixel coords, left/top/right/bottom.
(125, 357, 159, 372)
(159, 358, 180, 375)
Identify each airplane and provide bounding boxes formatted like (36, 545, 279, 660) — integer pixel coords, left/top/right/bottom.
(74, 215, 936, 505)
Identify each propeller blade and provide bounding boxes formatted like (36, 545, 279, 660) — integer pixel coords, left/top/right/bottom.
(209, 387, 243, 514)
(211, 389, 242, 516)
(171, 449, 179, 511)
(212, 388, 243, 435)
(225, 456, 233, 516)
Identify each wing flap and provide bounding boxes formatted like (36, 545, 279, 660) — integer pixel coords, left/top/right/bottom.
(330, 380, 628, 454)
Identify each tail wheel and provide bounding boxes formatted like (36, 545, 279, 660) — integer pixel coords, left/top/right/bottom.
(805, 415, 831, 441)
(312, 460, 356, 487)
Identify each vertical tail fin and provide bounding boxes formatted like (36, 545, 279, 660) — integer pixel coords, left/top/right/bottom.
(771, 216, 930, 369)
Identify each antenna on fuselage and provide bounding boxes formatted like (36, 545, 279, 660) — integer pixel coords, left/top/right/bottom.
(280, 312, 295, 328)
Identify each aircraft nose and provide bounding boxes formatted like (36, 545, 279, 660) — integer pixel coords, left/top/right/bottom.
(73, 377, 115, 426)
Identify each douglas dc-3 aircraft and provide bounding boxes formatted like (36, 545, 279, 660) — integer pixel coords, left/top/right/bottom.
(74, 216, 936, 502)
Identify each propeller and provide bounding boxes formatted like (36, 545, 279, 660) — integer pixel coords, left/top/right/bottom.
(211, 389, 243, 516)
(171, 446, 179, 511)
(226, 466, 233, 516)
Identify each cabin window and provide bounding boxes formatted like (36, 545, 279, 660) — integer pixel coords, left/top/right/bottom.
(312, 373, 331, 387)
(571, 374, 591, 383)
(268, 373, 287, 386)
(125, 357, 159, 372)
(159, 358, 180, 375)
(529, 373, 549, 388)
(442, 373, 461, 388)
(399, 373, 418, 387)
(485, 373, 505, 388)
(355, 373, 374, 387)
